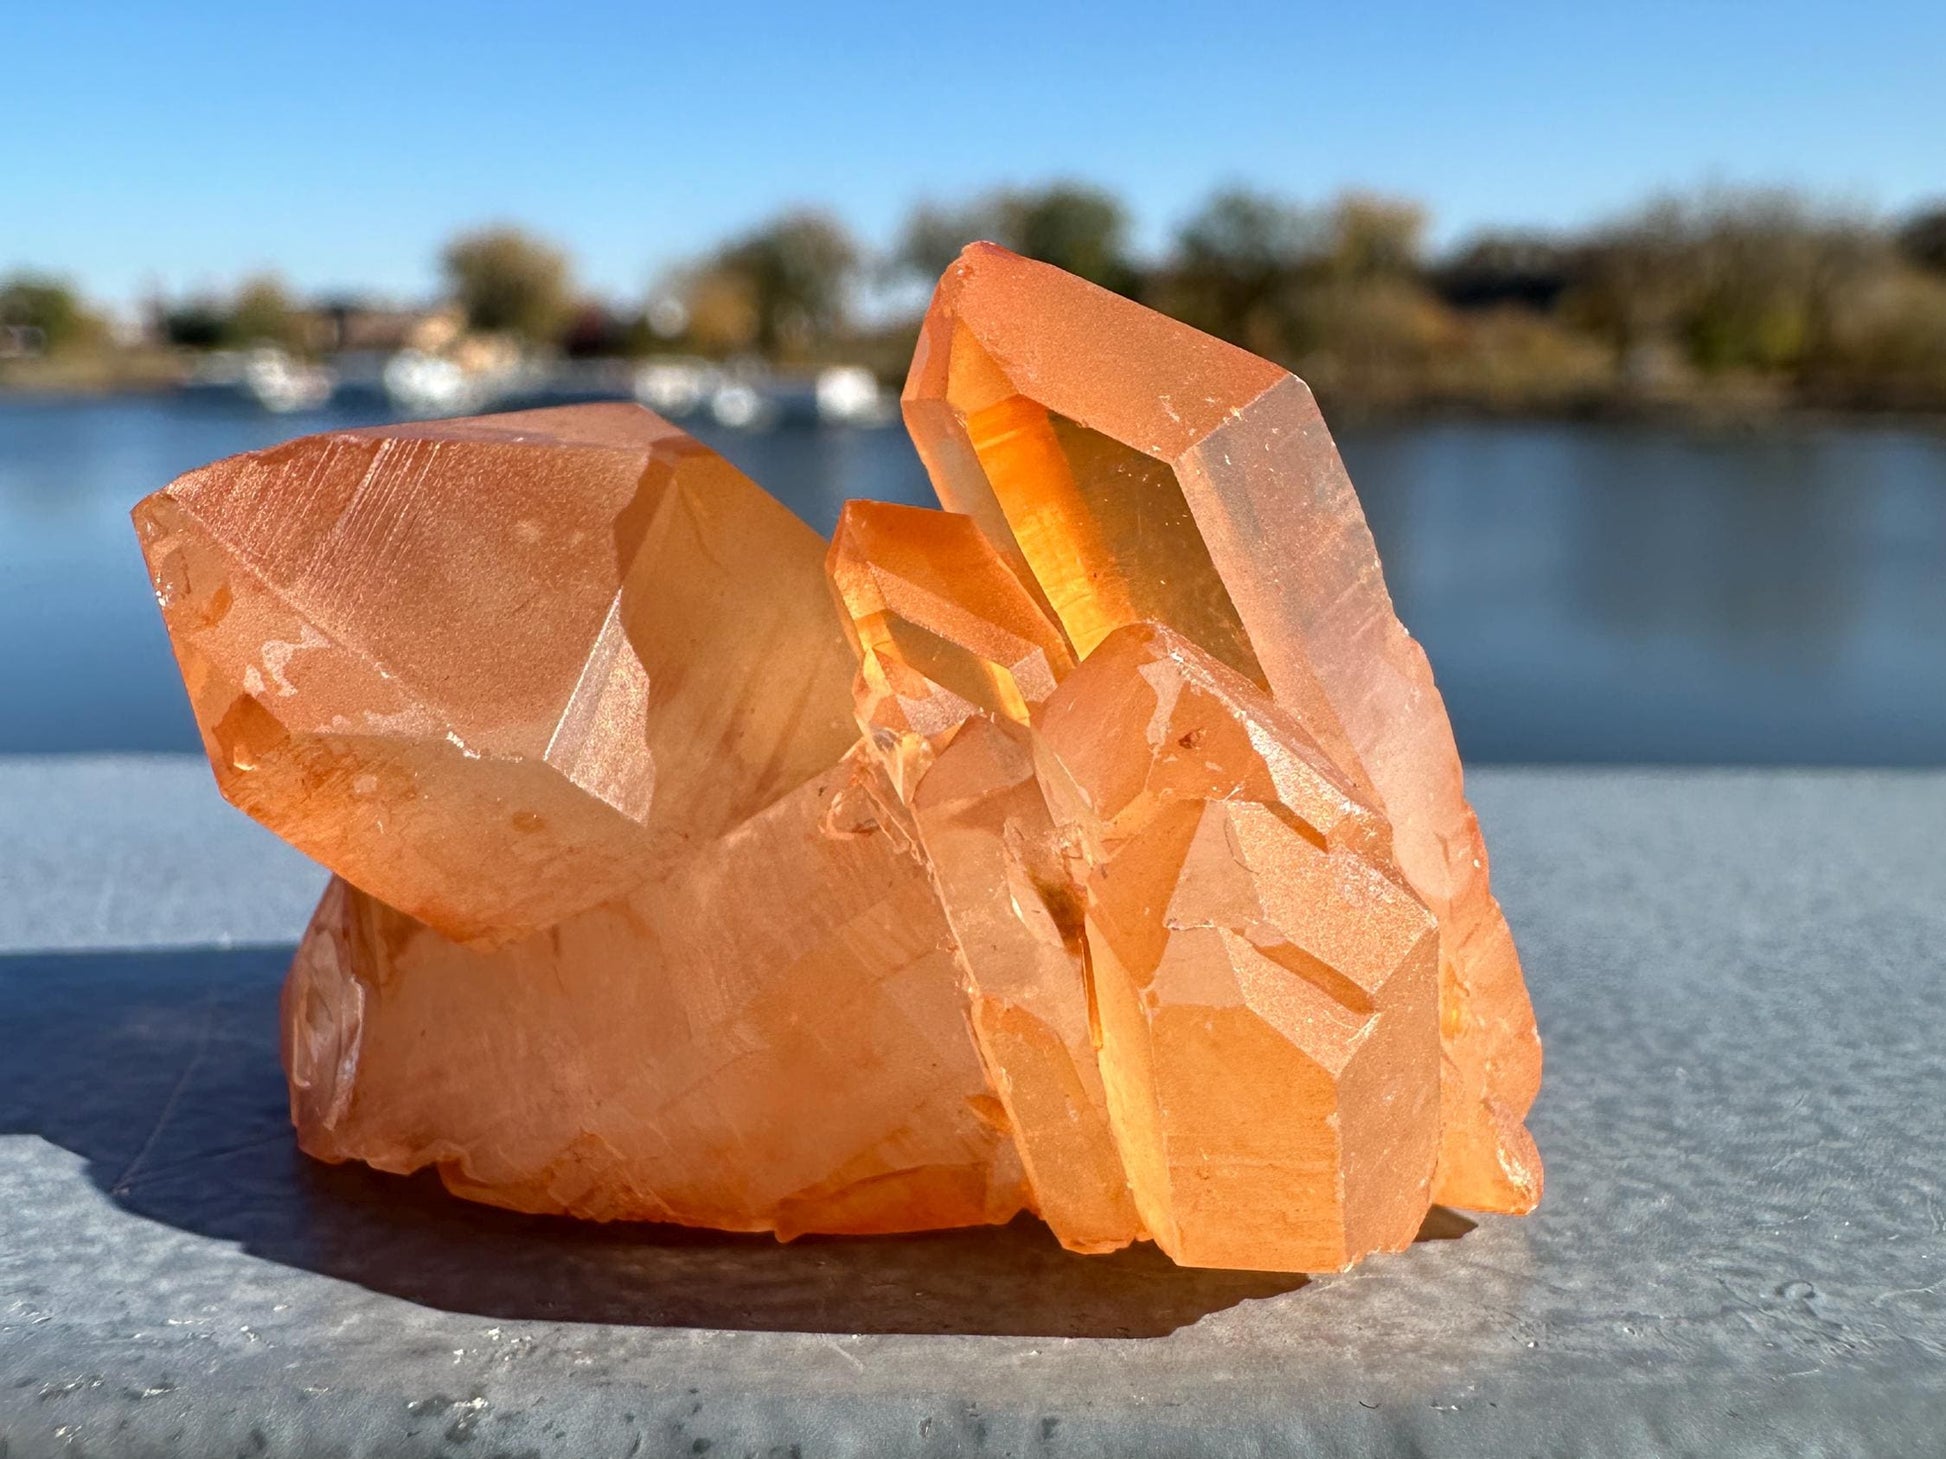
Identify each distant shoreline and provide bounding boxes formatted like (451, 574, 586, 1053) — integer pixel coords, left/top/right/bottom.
(6, 370, 1944, 434)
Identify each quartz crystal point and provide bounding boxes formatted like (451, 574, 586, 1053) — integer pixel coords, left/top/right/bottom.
(827, 500, 1073, 744)
(904, 243, 1543, 1213)
(828, 502, 1142, 1253)
(284, 744, 1028, 1237)
(1034, 624, 1440, 1270)
(133, 404, 857, 946)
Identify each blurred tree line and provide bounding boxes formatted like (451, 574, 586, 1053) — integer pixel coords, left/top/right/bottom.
(640, 182, 1946, 413)
(8, 183, 1946, 413)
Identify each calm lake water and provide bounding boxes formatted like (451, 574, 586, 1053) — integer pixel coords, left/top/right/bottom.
(2, 392, 1943, 763)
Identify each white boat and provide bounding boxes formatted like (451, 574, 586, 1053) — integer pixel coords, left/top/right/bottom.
(632, 359, 720, 418)
(382, 350, 494, 417)
(708, 380, 775, 430)
(638, 360, 894, 430)
(814, 365, 892, 425)
(184, 347, 335, 413)
(241, 348, 335, 414)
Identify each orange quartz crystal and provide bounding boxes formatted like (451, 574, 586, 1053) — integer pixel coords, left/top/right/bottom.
(285, 743, 1027, 1238)
(139, 250, 1542, 1270)
(904, 244, 1543, 1214)
(1032, 623, 1440, 1269)
(826, 504, 1444, 1269)
(133, 404, 856, 947)
(828, 502, 1141, 1253)
(827, 500, 1073, 744)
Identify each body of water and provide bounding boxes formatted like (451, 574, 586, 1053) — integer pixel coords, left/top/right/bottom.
(2, 392, 1942, 763)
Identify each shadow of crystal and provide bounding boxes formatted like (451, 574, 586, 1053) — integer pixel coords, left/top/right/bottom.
(1, 946, 1471, 1338)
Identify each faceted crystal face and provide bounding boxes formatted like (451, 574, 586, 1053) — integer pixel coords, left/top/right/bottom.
(284, 744, 1028, 1238)
(905, 244, 1543, 1214)
(903, 715, 1144, 1253)
(1036, 624, 1441, 1271)
(828, 500, 1074, 739)
(827, 502, 1138, 1253)
(134, 404, 857, 947)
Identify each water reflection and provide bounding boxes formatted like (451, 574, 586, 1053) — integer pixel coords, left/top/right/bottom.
(1572, 430, 1849, 654)
(1, 395, 1941, 762)
(1337, 420, 1946, 764)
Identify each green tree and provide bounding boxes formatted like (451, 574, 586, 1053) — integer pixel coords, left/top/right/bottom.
(1319, 194, 1427, 282)
(894, 183, 1139, 295)
(1157, 189, 1435, 366)
(701, 211, 860, 357)
(1002, 184, 1137, 293)
(1177, 189, 1319, 276)
(894, 200, 994, 282)
(1163, 188, 1320, 347)
(1897, 204, 1946, 276)
(224, 274, 305, 350)
(1567, 189, 1874, 374)
(441, 227, 573, 343)
(0, 273, 100, 353)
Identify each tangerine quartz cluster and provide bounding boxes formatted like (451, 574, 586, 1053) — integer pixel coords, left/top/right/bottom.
(134, 244, 1541, 1274)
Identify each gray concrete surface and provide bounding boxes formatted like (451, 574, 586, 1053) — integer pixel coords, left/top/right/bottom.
(0, 756, 324, 953)
(2, 756, 1943, 1456)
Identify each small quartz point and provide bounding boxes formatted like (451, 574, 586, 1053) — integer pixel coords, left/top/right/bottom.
(827, 500, 1073, 745)
(905, 244, 1542, 1213)
(285, 743, 1027, 1238)
(133, 404, 857, 947)
(828, 501, 1142, 1254)
(1034, 623, 1440, 1270)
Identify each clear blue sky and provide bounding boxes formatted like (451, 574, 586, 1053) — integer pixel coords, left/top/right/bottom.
(6, 0, 1942, 307)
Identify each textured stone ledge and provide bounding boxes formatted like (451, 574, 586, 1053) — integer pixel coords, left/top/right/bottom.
(2, 757, 1943, 1456)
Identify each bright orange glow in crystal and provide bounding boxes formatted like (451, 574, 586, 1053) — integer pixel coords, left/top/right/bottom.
(827, 500, 1073, 739)
(905, 243, 1542, 1214)
(133, 404, 856, 947)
